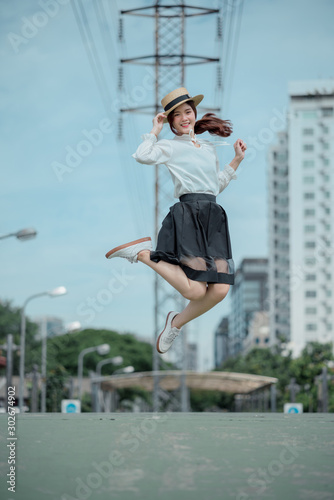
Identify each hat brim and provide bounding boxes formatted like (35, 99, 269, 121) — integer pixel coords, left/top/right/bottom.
(163, 94, 204, 123)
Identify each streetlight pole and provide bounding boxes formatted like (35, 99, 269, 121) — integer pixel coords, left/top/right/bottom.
(94, 357, 123, 412)
(77, 344, 110, 404)
(19, 286, 67, 412)
(40, 319, 80, 413)
(20, 292, 48, 412)
(96, 357, 123, 378)
(40, 317, 47, 412)
(0, 335, 19, 409)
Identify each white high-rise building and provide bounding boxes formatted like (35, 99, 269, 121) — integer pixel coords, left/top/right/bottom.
(269, 79, 334, 357)
(288, 80, 334, 356)
(228, 258, 268, 357)
(267, 131, 290, 345)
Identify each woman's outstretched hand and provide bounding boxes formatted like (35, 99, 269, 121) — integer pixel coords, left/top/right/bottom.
(234, 139, 247, 160)
(150, 112, 167, 137)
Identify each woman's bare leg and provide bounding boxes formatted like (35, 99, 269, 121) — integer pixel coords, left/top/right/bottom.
(137, 250, 207, 300)
(138, 250, 229, 328)
(171, 283, 230, 329)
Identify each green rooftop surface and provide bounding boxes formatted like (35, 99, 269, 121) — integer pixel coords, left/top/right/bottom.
(1, 413, 333, 500)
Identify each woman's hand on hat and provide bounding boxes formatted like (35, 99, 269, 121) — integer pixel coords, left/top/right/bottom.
(151, 112, 167, 137)
(233, 139, 247, 160)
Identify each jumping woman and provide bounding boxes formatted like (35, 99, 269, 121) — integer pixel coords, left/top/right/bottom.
(105, 87, 247, 354)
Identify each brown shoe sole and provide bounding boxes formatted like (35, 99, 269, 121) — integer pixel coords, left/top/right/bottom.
(105, 237, 151, 259)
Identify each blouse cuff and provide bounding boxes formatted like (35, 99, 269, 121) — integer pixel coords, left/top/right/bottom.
(224, 163, 237, 180)
(140, 132, 157, 143)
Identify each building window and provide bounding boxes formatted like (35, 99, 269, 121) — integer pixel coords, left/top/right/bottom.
(321, 107, 333, 117)
(303, 160, 315, 168)
(303, 176, 314, 184)
(303, 144, 314, 152)
(304, 192, 315, 200)
(323, 158, 330, 166)
(305, 290, 317, 297)
(305, 307, 317, 314)
(264, 338, 269, 343)
(303, 111, 317, 119)
(302, 128, 314, 135)
(306, 324, 317, 331)
(323, 143, 330, 150)
(305, 257, 316, 266)
(305, 274, 316, 281)
(304, 225, 316, 232)
(305, 241, 316, 248)
(304, 209, 315, 217)
(255, 338, 260, 344)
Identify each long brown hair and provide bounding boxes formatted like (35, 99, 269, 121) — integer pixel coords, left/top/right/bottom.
(167, 100, 233, 137)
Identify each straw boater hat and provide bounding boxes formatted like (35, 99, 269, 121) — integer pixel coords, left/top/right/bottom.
(161, 87, 204, 123)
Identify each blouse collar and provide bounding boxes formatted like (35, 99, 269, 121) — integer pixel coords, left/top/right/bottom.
(173, 129, 200, 143)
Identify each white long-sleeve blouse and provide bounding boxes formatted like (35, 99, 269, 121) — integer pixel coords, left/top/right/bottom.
(132, 132, 237, 199)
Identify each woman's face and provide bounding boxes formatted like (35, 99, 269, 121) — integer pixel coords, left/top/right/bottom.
(172, 102, 196, 135)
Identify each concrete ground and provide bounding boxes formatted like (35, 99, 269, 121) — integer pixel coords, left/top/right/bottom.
(0, 413, 333, 500)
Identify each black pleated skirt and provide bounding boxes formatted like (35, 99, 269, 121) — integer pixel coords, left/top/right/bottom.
(150, 193, 235, 284)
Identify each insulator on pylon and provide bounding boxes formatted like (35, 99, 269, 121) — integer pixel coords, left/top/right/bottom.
(217, 65, 222, 88)
(118, 18, 123, 42)
(118, 66, 123, 91)
(118, 115, 123, 141)
(217, 16, 222, 39)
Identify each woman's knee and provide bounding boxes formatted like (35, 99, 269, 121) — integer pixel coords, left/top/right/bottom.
(182, 282, 207, 301)
(209, 283, 230, 302)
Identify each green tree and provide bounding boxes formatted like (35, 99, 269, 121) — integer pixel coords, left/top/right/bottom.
(289, 342, 334, 412)
(45, 328, 153, 376)
(190, 389, 234, 412)
(217, 342, 334, 412)
(0, 299, 39, 375)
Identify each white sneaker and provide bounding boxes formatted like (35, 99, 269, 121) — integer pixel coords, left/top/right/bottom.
(156, 311, 181, 354)
(105, 237, 152, 263)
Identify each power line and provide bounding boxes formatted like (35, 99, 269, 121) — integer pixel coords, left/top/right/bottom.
(223, 0, 244, 115)
(70, 0, 148, 235)
(70, 0, 112, 113)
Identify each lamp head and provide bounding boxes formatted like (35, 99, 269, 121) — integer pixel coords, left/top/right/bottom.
(111, 356, 123, 366)
(97, 344, 110, 356)
(48, 286, 67, 297)
(16, 228, 37, 241)
(123, 366, 134, 374)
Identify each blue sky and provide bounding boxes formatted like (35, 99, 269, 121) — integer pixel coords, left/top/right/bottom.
(1, 0, 333, 371)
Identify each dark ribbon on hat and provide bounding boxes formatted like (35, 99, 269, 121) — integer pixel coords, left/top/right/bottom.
(164, 94, 191, 112)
